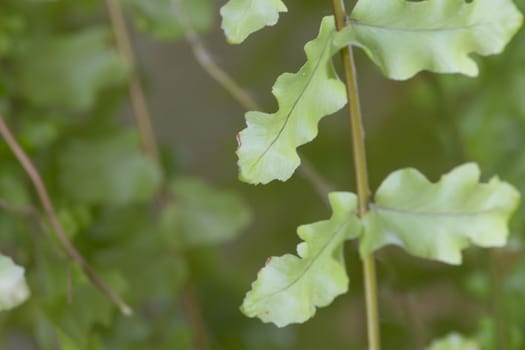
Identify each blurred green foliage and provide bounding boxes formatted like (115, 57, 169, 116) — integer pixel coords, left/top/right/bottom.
(0, 0, 523, 349)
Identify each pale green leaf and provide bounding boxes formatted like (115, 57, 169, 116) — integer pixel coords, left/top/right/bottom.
(237, 16, 346, 184)
(15, 28, 127, 110)
(241, 192, 361, 327)
(334, 0, 523, 80)
(220, 0, 287, 44)
(362, 163, 520, 264)
(161, 177, 251, 246)
(124, 0, 213, 41)
(58, 130, 162, 205)
(426, 333, 480, 350)
(0, 254, 30, 311)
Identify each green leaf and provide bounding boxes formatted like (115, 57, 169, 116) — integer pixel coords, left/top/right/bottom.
(362, 163, 520, 264)
(426, 333, 479, 350)
(123, 0, 213, 41)
(161, 177, 251, 246)
(220, 0, 287, 44)
(0, 254, 30, 311)
(15, 28, 127, 110)
(43, 280, 115, 349)
(237, 16, 346, 184)
(241, 192, 361, 327)
(58, 130, 162, 205)
(334, 0, 523, 80)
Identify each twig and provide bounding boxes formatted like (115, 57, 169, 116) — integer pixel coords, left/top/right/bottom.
(490, 249, 508, 350)
(103, 1, 211, 348)
(0, 114, 132, 316)
(171, 0, 259, 112)
(104, 0, 160, 163)
(297, 158, 332, 205)
(181, 285, 211, 350)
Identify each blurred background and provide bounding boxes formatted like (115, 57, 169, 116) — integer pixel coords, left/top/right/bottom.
(0, 0, 524, 349)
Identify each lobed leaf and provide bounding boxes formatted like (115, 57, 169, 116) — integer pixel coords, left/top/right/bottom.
(426, 333, 479, 350)
(0, 254, 30, 311)
(334, 0, 523, 80)
(220, 0, 287, 44)
(237, 16, 346, 184)
(241, 192, 361, 327)
(362, 163, 520, 264)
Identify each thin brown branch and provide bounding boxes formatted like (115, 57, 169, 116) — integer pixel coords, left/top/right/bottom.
(104, 0, 160, 163)
(103, 2, 211, 348)
(297, 157, 333, 205)
(171, 0, 259, 112)
(0, 114, 132, 316)
(181, 285, 211, 350)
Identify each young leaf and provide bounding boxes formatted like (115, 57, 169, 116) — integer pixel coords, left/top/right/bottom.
(241, 192, 361, 327)
(160, 177, 252, 246)
(220, 0, 287, 44)
(237, 16, 346, 184)
(58, 130, 162, 205)
(0, 255, 30, 311)
(361, 163, 520, 264)
(334, 0, 523, 80)
(426, 333, 479, 350)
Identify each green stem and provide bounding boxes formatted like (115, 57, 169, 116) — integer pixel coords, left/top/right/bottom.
(330, 1, 381, 349)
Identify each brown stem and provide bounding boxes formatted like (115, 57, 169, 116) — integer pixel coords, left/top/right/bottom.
(171, 0, 259, 112)
(0, 114, 132, 315)
(181, 285, 211, 350)
(104, 0, 160, 163)
(103, 2, 212, 348)
(297, 157, 333, 205)
(490, 249, 508, 350)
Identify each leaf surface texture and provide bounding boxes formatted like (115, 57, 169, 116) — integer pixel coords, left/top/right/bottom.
(335, 0, 523, 79)
(362, 163, 520, 264)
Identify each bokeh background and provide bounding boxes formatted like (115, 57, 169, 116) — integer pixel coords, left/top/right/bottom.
(0, 0, 524, 349)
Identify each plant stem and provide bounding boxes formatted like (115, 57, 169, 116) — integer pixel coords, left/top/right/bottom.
(330, 1, 381, 349)
(490, 249, 508, 350)
(0, 114, 132, 316)
(104, 0, 160, 163)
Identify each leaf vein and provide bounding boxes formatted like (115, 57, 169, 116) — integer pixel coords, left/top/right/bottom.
(251, 34, 334, 168)
(251, 218, 350, 306)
